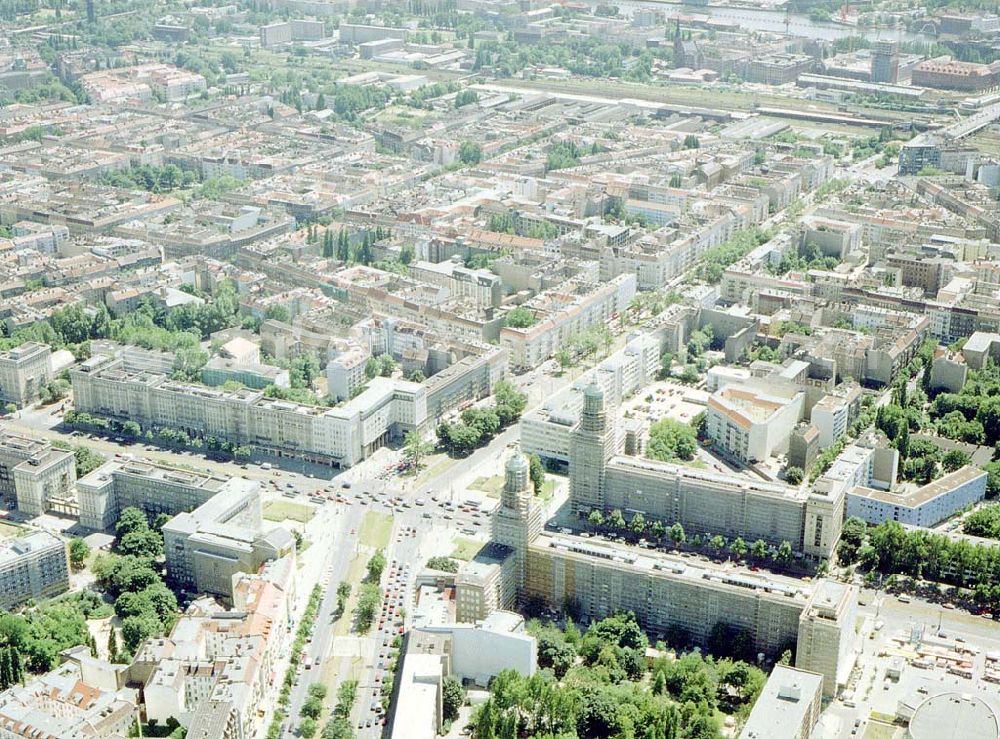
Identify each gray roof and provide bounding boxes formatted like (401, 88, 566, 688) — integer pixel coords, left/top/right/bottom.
(740, 665, 823, 739)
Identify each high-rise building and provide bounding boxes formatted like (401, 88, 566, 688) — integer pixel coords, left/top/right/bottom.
(492, 451, 543, 601)
(0, 343, 52, 408)
(870, 40, 899, 84)
(0, 429, 76, 516)
(568, 383, 615, 516)
(0, 530, 70, 609)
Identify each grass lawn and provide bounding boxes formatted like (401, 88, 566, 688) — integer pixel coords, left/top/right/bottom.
(470, 476, 505, 497)
(451, 536, 484, 562)
(863, 721, 902, 739)
(333, 554, 372, 638)
(472, 475, 557, 500)
(0, 520, 23, 540)
(263, 500, 315, 524)
(359, 511, 393, 549)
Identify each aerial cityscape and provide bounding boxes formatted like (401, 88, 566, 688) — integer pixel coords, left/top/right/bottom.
(0, 0, 999, 737)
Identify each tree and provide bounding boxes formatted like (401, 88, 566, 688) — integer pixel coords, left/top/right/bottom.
(776, 540, 794, 565)
(442, 676, 464, 721)
(895, 422, 910, 460)
(121, 614, 160, 653)
(367, 550, 386, 582)
(668, 522, 685, 547)
(458, 141, 482, 165)
(785, 466, 804, 485)
(118, 529, 163, 559)
(69, 538, 90, 571)
(630, 512, 646, 536)
(608, 509, 626, 532)
(402, 431, 432, 471)
(116, 507, 149, 539)
(299, 717, 318, 739)
(750, 539, 768, 562)
(647, 419, 697, 463)
(375, 353, 396, 377)
(504, 306, 536, 328)
(528, 454, 545, 496)
(730, 537, 747, 561)
(74, 446, 106, 477)
(588, 509, 604, 528)
(942, 449, 971, 472)
(493, 380, 527, 427)
(107, 629, 119, 662)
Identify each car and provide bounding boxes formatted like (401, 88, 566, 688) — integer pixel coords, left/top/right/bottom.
(342, 481, 352, 489)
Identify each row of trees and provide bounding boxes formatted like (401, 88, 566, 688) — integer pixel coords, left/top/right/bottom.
(556, 323, 614, 369)
(585, 511, 795, 568)
(99, 164, 199, 193)
(839, 518, 1000, 598)
(64, 410, 252, 463)
(696, 227, 774, 284)
(355, 551, 386, 633)
(437, 380, 527, 455)
(267, 585, 323, 739)
(316, 679, 358, 739)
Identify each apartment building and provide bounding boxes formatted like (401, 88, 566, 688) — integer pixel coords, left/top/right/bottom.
(71, 356, 427, 468)
(0, 429, 76, 516)
(911, 57, 998, 92)
(740, 665, 824, 739)
(0, 647, 137, 739)
(962, 331, 1000, 369)
(137, 557, 293, 739)
(848, 465, 987, 528)
(810, 394, 851, 449)
(0, 342, 51, 408)
(259, 19, 325, 47)
(76, 457, 291, 599)
(705, 381, 805, 463)
(326, 342, 371, 401)
(795, 579, 859, 696)
(521, 335, 659, 467)
(499, 275, 636, 370)
(163, 478, 294, 601)
(568, 386, 901, 561)
(77, 458, 227, 532)
(454, 544, 515, 624)
(0, 530, 69, 609)
(747, 54, 814, 85)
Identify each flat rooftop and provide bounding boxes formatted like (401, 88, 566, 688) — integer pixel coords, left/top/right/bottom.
(740, 665, 823, 739)
(852, 465, 985, 509)
(533, 532, 811, 602)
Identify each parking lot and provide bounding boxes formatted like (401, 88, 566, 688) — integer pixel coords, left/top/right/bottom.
(819, 591, 1000, 738)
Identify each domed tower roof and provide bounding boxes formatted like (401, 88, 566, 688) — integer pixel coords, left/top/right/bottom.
(506, 451, 529, 474)
(504, 449, 531, 498)
(582, 382, 605, 416)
